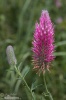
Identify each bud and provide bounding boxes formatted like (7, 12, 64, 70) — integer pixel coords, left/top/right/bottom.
(6, 45, 17, 66)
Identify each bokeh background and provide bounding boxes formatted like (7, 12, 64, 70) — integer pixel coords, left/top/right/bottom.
(0, 0, 66, 100)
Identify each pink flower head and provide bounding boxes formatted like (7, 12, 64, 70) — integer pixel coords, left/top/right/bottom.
(32, 10, 55, 74)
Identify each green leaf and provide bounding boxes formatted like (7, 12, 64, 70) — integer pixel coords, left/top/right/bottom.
(31, 80, 43, 91)
(54, 52, 66, 56)
(22, 66, 30, 78)
(18, 61, 23, 70)
(55, 41, 66, 48)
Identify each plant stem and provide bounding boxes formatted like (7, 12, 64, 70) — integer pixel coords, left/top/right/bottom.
(43, 74, 53, 100)
(14, 65, 34, 100)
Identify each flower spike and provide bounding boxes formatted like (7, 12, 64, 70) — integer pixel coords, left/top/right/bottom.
(32, 10, 55, 74)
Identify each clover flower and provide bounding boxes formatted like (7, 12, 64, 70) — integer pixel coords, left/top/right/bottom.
(32, 10, 55, 74)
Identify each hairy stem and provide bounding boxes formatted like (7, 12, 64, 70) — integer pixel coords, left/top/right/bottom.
(43, 74, 53, 100)
(14, 65, 34, 100)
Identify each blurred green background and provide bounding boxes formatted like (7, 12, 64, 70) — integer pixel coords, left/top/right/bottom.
(0, 0, 66, 100)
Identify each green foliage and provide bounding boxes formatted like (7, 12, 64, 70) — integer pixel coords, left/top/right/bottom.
(0, 0, 66, 100)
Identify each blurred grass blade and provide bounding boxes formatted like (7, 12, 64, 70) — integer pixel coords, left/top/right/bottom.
(55, 41, 66, 48)
(22, 0, 31, 13)
(54, 52, 66, 56)
(17, 0, 31, 39)
(0, 39, 14, 46)
(26, 0, 38, 43)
